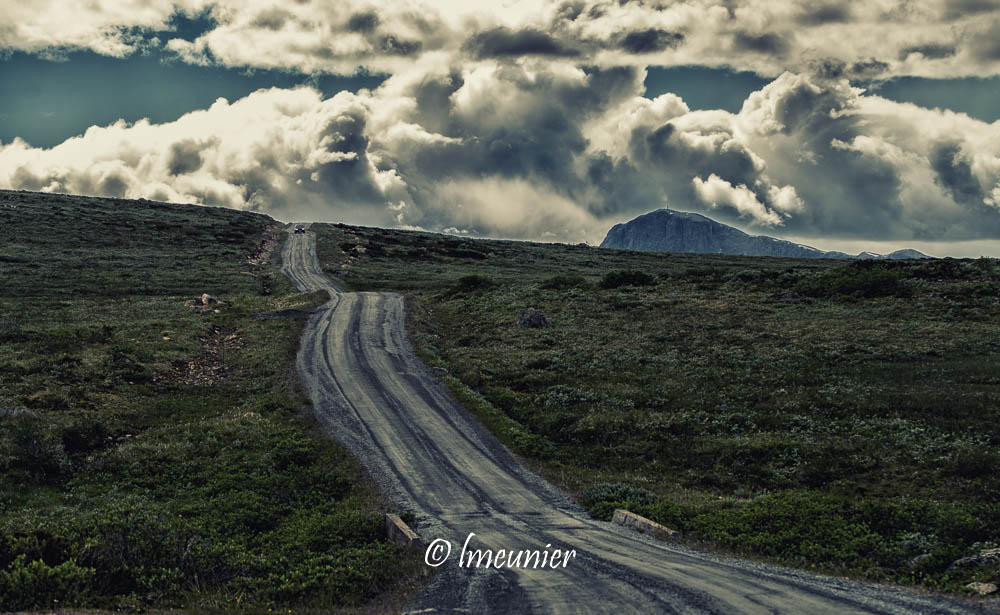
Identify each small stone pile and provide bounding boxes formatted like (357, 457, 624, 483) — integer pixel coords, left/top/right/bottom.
(517, 308, 549, 328)
(184, 293, 222, 314)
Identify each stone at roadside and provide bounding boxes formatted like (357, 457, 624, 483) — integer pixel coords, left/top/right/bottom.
(948, 548, 1000, 570)
(965, 582, 997, 595)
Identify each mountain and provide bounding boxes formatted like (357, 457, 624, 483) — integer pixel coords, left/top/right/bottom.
(600, 209, 931, 260)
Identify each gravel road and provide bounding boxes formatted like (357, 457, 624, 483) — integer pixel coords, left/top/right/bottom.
(281, 225, 989, 615)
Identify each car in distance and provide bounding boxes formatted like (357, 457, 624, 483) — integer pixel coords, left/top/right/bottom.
(294, 224, 306, 234)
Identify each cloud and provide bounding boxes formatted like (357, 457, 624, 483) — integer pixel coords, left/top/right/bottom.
(796, 4, 852, 26)
(3, 1, 1000, 78)
(618, 29, 685, 54)
(1, 57, 1000, 245)
(692, 174, 785, 226)
(465, 27, 579, 58)
(732, 31, 790, 56)
(0, 88, 408, 225)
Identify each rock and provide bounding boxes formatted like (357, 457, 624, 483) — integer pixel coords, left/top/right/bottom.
(385, 513, 421, 550)
(611, 509, 678, 540)
(0, 406, 36, 419)
(948, 547, 1000, 570)
(906, 553, 932, 569)
(965, 582, 998, 596)
(518, 308, 549, 328)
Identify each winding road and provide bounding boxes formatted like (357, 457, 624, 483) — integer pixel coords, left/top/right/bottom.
(281, 225, 987, 615)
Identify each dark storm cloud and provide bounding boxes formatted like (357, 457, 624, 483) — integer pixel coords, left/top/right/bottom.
(898, 43, 957, 59)
(769, 77, 851, 135)
(97, 171, 129, 199)
(346, 11, 380, 33)
(851, 58, 889, 78)
(406, 65, 638, 192)
(930, 141, 984, 203)
(555, 2, 586, 22)
(732, 31, 790, 55)
(380, 35, 421, 56)
(311, 113, 384, 203)
(250, 8, 291, 31)
(584, 152, 661, 216)
(464, 27, 580, 58)
(969, 20, 1000, 59)
(654, 124, 754, 173)
(797, 4, 851, 25)
(619, 29, 685, 54)
(811, 58, 846, 79)
(167, 139, 207, 175)
(942, 0, 1000, 19)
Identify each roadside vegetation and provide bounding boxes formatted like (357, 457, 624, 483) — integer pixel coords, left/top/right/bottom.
(314, 222, 1000, 595)
(0, 192, 423, 612)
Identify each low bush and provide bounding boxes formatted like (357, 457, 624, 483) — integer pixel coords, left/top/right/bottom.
(796, 263, 912, 298)
(448, 274, 496, 295)
(540, 274, 590, 290)
(599, 270, 656, 289)
(0, 555, 95, 611)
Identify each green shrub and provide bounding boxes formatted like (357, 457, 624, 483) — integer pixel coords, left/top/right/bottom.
(599, 270, 657, 289)
(796, 263, 912, 298)
(540, 274, 590, 290)
(0, 554, 95, 610)
(448, 275, 495, 294)
(100, 343, 153, 385)
(1, 416, 71, 481)
(680, 266, 726, 282)
(581, 482, 658, 521)
(61, 416, 111, 456)
(689, 491, 885, 568)
(0, 315, 22, 342)
(726, 269, 763, 283)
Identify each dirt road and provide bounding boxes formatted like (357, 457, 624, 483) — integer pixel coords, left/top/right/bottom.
(281, 226, 986, 614)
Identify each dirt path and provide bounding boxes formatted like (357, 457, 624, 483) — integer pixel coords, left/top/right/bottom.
(281, 226, 986, 615)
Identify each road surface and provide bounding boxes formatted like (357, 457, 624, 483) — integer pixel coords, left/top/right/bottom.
(281, 225, 987, 615)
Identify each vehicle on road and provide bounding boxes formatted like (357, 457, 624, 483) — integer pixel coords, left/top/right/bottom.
(294, 224, 306, 234)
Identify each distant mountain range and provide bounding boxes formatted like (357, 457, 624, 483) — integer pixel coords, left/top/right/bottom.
(600, 209, 931, 260)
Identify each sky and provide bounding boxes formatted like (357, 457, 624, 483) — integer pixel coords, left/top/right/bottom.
(1, 1, 999, 256)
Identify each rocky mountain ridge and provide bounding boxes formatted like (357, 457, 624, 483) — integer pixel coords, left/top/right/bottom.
(600, 209, 931, 259)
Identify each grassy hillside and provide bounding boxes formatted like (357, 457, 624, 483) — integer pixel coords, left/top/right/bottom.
(0, 191, 422, 612)
(312, 222, 1000, 595)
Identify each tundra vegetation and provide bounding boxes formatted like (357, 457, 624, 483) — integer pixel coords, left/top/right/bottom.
(315, 222, 1000, 595)
(0, 192, 423, 611)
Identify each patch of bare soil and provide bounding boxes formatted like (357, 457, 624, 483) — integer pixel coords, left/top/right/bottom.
(161, 326, 245, 387)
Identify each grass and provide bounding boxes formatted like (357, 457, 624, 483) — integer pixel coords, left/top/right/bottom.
(0, 191, 424, 612)
(310, 221, 1000, 595)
